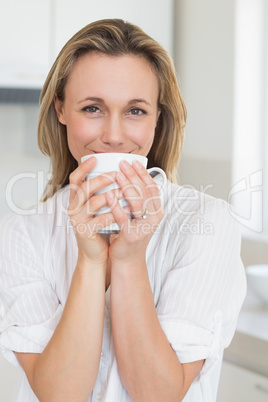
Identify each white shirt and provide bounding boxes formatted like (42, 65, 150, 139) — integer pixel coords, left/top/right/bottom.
(0, 176, 247, 401)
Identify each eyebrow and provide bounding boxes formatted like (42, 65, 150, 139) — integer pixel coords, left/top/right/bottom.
(129, 98, 152, 107)
(78, 97, 152, 107)
(78, 97, 103, 104)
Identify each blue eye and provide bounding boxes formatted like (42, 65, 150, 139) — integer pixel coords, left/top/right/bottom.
(82, 105, 100, 113)
(129, 108, 146, 115)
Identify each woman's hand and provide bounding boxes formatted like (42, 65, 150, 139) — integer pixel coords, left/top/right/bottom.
(106, 159, 164, 266)
(68, 156, 119, 265)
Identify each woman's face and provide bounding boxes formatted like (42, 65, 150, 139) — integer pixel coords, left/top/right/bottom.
(55, 52, 161, 163)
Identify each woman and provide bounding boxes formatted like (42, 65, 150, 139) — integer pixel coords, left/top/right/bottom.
(0, 19, 246, 401)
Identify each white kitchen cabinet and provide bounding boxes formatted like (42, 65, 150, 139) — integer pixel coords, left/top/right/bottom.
(217, 360, 268, 402)
(0, 0, 173, 89)
(54, 0, 173, 60)
(0, 0, 50, 88)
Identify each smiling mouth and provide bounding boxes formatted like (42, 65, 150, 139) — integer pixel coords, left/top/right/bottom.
(92, 151, 133, 154)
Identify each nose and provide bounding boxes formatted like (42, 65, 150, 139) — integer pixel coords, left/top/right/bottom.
(100, 113, 125, 148)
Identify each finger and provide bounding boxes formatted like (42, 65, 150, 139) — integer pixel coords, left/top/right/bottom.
(119, 160, 146, 191)
(106, 191, 130, 227)
(84, 187, 124, 216)
(119, 160, 163, 220)
(69, 157, 97, 207)
(92, 211, 117, 233)
(69, 185, 123, 218)
(71, 211, 116, 237)
(81, 171, 117, 197)
(132, 161, 162, 212)
(69, 156, 96, 197)
(69, 171, 117, 211)
(116, 170, 144, 217)
(118, 160, 160, 218)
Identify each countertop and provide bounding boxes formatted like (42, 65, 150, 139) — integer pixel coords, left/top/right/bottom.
(223, 289, 268, 376)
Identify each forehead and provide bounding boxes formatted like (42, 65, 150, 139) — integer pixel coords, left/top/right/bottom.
(70, 51, 156, 76)
(65, 52, 159, 101)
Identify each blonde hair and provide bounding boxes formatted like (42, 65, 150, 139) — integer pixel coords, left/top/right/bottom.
(38, 19, 186, 200)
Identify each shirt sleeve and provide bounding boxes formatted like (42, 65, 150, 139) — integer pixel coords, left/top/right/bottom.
(0, 213, 63, 367)
(156, 198, 247, 378)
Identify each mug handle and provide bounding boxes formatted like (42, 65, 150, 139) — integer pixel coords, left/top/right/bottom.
(147, 167, 167, 190)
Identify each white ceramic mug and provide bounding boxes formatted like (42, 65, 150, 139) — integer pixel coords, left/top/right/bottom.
(81, 153, 166, 233)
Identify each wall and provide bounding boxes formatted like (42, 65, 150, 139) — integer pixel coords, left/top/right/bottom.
(0, 105, 50, 218)
(0, 104, 50, 401)
(174, 0, 268, 266)
(175, 0, 235, 161)
(174, 0, 235, 201)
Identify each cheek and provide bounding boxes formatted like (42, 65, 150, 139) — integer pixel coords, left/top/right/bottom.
(65, 118, 97, 161)
(134, 121, 156, 147)
(66, 117, 97, 145)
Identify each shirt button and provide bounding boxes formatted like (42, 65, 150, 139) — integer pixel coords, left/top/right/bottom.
(97, 393, 101, 400)
(101, 351, 104, 357)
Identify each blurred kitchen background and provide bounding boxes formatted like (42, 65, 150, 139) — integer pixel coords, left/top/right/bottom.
(0, 0, 268, 400)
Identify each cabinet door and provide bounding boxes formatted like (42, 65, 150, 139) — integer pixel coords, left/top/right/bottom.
(217, 361, 268, 402)
(53, 0, 173, 60)
(0, 0, 50, 87)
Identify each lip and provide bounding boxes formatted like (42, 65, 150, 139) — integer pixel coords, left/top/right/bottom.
(92, 151, 133, 154)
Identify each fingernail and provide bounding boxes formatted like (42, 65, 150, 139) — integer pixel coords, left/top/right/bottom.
(133, 160, 143, 169)
(121, 160, 131, 169)
(86, 156, 95, 163)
